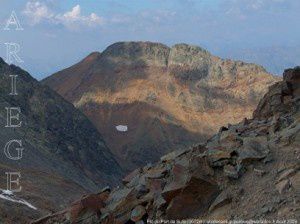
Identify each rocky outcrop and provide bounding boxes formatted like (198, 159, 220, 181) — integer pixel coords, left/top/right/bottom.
(43, 41, 280, 172)
(101, 41, 170, 67)
(168, 44, 211, 82)
(253, 66, 300, 119)
(34, 68, 299, 223)
(0, 58, 122, 223)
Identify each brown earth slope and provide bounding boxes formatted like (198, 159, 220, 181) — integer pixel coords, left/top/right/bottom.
(0, 58, 122, 223)
(35, 66, 299, 223)
(43, 41, 280, 171)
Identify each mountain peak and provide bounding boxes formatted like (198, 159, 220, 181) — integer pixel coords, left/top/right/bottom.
(101, 41, 170, 67)
(171, 43, 209, 54)
(83, 51, 101, 62)
(100, 41, 212, 68)
(42, 41, 279, 172)
(103, 41, 170, 54)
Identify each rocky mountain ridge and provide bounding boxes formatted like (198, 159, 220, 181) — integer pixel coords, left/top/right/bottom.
(43, 41, 280, 172)
(35, 67, 299, 223)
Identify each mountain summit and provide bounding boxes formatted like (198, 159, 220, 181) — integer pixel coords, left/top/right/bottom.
(43, 41, 280, 171)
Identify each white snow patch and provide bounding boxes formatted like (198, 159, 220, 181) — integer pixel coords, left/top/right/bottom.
(116, 125, 128, 132)
(2, 190, 13, 195)
(0, 189, 37, 210)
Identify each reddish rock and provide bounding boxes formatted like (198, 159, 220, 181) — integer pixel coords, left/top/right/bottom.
(131, 205, 146, 222)
(165, 177, 219, 219)
(144, 166, 168, 179)
(223, 164, 239, 179)
(219, 130, 242, 149)
(122, 168, 142, 185)
(278, 168, 296, 182)
(276, 179, 290, 194)
(189, 156, 214, 179)
(238, 136, 269, 164)
(69, 191, 110, 222)
(209, 191, 232, 212)
(146, 178, 164, 195)
(206, 147, 232, 164)
(161, 164, 189, 203)
(290, 172, 300, 194)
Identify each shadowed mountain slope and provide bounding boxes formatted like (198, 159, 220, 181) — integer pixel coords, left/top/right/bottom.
(0, 58, 122, 223)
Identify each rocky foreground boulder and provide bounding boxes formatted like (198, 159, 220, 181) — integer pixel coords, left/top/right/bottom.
(35, 67, 299, 223)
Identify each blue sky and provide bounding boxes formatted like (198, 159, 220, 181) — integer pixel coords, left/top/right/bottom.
(0, 0, 299, 79)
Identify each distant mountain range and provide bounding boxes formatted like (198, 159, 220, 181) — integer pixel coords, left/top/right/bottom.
(43, 41, 279, 172)
(219, 45, 300, 75)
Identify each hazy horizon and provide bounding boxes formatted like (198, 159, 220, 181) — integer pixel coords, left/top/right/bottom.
(1, 0, 299, 79)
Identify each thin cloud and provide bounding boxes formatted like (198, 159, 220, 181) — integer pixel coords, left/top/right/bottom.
(55, 5, 105, 30)
(23, 1, 54, 25)
(23, 1, 105, 30)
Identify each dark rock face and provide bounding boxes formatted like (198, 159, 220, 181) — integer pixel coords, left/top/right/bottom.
(35, 67, 299, 223)
(101, 41, 170, 67)
(43, 41, 279, 172)
(253, 66, 300, 119)
(0, 58, 122, 223)
(168, 44, 211, 82)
